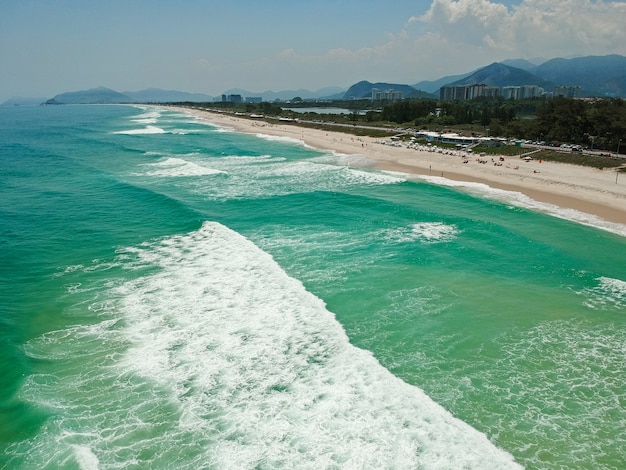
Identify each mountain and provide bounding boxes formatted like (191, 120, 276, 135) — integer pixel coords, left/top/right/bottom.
(44, 86, 215, 105)
(413, 72, 473, 94)
(501, 58, 539, 72)
(124, 88, 213, 103)
(533, 54, 626, 97)
(1, 96, 48, 106)
(433, 55, 626, 97)
(342, 81, 433, 100)
(445, 62, 553, 89)
(45, 86, 133, 105)
(313, 86, 346, 100)
(220, 86, 346, 102)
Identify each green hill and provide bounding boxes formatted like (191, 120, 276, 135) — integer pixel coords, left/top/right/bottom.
(343, 81, 433, 100)
(445, 62, 552, 88)
(45, 86, 133, 105)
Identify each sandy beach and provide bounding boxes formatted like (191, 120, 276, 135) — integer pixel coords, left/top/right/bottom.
(176, 107, 626, 227)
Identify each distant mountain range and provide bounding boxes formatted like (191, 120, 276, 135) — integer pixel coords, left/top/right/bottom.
(340, 55, 626, 99)
(428, 54, 626, 97)
(124, 88, 214, 103)
(3, 54, 625, 106)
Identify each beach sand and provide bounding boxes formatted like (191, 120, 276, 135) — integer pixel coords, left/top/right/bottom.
(176, 107, 626, 226)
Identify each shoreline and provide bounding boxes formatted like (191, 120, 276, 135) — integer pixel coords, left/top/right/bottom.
(172, 106, 626, 230)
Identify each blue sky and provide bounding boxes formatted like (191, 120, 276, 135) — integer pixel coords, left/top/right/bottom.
(1, 0, 625, 101)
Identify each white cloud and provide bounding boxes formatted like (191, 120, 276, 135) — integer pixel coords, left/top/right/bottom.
(412, 0, 626, 58)
(193, 0, 626, 92)
(278, 49, 297, 59)
(414, 0, 509, 32)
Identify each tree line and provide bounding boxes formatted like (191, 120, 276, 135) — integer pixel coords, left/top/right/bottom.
(379, 97, 626, 152)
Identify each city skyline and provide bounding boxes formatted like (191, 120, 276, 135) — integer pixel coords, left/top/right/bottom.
(2, 0, 626, 103)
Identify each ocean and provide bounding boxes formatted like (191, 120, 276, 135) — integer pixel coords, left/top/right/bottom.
(1, 104, 624, 469)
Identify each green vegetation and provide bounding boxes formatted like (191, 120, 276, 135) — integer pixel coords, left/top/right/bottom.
(177, 96, 626, 167)
(380, 97, 530, 134)
(380, 97, 626, 153)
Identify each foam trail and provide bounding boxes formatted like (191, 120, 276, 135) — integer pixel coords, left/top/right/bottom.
(131, 109, 161, 124)
(143, 157, 227, 177)
(114, 125, 166, 135)
(255, 133, 315, 149)
(72, 445, 100, 470)
(112, 221, 520, 468)
(383, 222, 459, 244)
(581, 276, 626, 310)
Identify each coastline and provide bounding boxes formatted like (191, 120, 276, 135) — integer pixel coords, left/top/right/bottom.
(173, 106, 626, 230)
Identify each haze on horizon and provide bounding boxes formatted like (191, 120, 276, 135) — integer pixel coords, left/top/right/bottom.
(1, 0, 626, 103)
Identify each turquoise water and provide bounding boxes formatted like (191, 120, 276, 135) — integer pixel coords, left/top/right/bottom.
(1, 105, 625, 469)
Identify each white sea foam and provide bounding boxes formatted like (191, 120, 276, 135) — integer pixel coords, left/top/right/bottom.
(143, 157, 227, 177)
(255, 133, 312, 148)
(495, 318, 626, 469)
(320, 151, 384, 169)
(414, 175, 626, 237)
(131, 110, 161, 124)
(265, 160, 402, 186)
(111, 222, 519, 468)
(412, 222, 459, 241)
(72, 445, 100, 470)
(384, 222, 459, 244)
(580, 276, 626, 310)
(170, 129, 194, 135)
(177, 111, 234, 132)
(384, 222, 459, 243)
(114, 125, 166, 135)
(208, 124, 234, 133)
